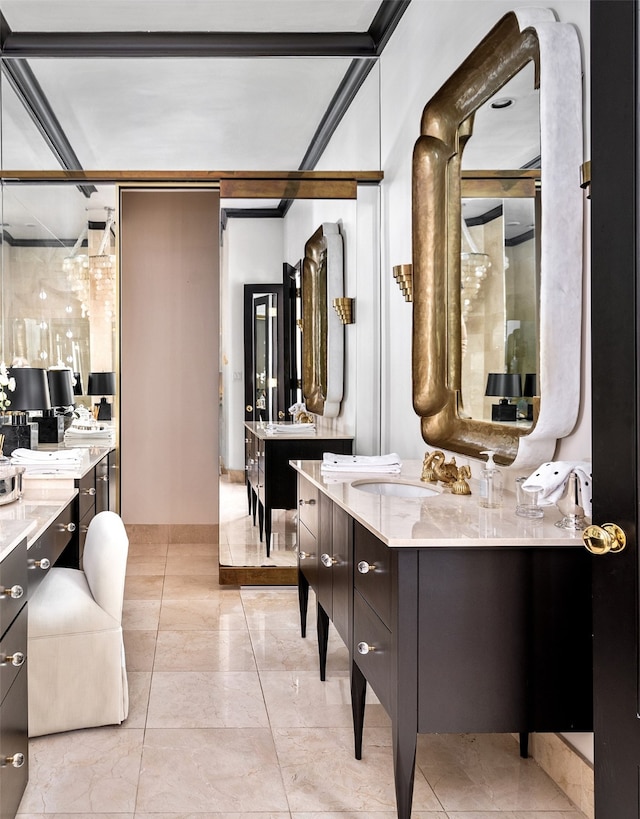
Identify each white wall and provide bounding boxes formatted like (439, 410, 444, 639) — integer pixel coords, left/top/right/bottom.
(220, 217, 284, 472)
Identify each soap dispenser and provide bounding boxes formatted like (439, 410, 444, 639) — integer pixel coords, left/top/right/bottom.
(479, 450, 503, 509)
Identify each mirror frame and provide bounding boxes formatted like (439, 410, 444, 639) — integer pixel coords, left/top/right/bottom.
(412, 9, 583, 467)
(301, 222, 344, 417)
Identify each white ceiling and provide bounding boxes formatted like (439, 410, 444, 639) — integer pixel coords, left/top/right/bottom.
(0, 0, 386, 240)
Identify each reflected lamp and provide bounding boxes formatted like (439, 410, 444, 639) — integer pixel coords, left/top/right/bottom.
(485, 373, 522, 422)
(88, 372, 116, 421)
(2, 367, 51, 453)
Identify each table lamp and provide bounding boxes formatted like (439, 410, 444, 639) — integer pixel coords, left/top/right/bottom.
(35, 369, 75, 443)
(485, 373, 522, 422)
(1, 367, 51, 454)
(88, 371, 115, 421)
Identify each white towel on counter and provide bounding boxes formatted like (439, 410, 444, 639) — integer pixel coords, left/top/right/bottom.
(523, 460, 592, 517)
(321, 452, 402, 474)
(265, 423, 316, 434)
(12, 448, 85, 463)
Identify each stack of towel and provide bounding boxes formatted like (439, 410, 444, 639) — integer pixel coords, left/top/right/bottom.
(523, 460, 592, 518)
(321, 452, 402, 475)
(64, 422, 115, 446)
(11, 447, 87, 473)
(265, 422, 316, 434)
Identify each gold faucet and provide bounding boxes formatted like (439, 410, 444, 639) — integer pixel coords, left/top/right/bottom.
(421, 450, 472, 495)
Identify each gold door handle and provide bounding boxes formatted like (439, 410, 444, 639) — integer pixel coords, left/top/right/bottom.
(582, 523, 627, 555)
(246, 405, 253, 413)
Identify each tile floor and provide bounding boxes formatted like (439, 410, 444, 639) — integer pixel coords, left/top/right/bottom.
(18, 480, 587, 818)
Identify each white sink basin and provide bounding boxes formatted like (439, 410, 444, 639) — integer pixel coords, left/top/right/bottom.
(351, 479, 439, 498)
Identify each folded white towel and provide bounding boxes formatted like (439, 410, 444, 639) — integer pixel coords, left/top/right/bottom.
(321, 452, 402, 474)
(523, 460, 592, 517)
(265, 423, 316, 434)
(11, 448, 84, 463)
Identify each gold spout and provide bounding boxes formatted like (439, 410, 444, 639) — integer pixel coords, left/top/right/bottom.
(421, 450, 472, 494)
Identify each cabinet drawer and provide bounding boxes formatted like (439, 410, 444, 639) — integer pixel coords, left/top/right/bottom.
(77, 469, 97, 519)
(28, 501, 75, 595)
(353, 590, 392, 713)
(95, 456, 110, 513)
(0, 540, 27, 639)
(0, 605, 26, 703)
(354, 524, 392, 627)
(297, 477, 318, 534)
(0, 666, 28, 819)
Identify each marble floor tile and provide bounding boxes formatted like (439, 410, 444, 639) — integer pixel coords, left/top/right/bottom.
(123, 670, 151, 729)
(135, 814, 290, 819)
(446, 812, 587, 818)
(18, 815, 134, 818)
(417, 733, 578, 812)
(135, 728, 289, 813)
(159, 595, 247, 631)
(166, 541, 220, 557)
(273, 725, 442, 813)
(125, 555, 167, 576)
(124, 573, 164, 600)
(292, 814, 447, 819)
(122, 629, 157, 672)
(261, 669, 389, 729)
(154, 629, 257, 671)
(127, 541, 168, 558)
(250, 627, 349, 674)
(146, 670, 269, 728)
(20, 728, 143, 814)
(122, 599, 161, 630)
(164, 553, 220, 575)
(162, 573, 226, 599)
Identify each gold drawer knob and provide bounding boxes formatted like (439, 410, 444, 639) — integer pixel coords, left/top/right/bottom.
(582, 523, 627, 555)
(357, 641, 375, 655)
(82, 487, 96, 496)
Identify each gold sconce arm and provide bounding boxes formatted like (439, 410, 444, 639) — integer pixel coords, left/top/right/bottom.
(393, 263, 413, 302)
(332, 297, 354, 324)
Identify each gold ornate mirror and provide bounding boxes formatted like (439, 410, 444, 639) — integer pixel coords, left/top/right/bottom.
(301, 222, 344, 417)
(412, 9, 583, 467)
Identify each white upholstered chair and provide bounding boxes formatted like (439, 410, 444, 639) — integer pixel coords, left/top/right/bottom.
(28, 510, 129, 737)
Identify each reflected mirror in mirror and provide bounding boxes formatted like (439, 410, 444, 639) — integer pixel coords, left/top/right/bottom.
(0, 184, 117, 410)
(460, 196, 539, 426)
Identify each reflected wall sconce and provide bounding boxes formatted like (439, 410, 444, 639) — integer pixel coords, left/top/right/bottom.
(393, 264, 413, 302)
(485, 372, 522, 422)
(580, 160, 591, 199)
(88, 371, 116, 421)
(332, 297, 354, 324)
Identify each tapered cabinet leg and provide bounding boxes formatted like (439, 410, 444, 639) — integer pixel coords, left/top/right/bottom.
(265, 508, 272, 557)
(351, 660, 367, 760)
(393, 719, 417, 819)
(298, 569, 309, 638)
(519, 731, 529, 758)
(317, 603, 330, 681)
(258, 501, 264, 541)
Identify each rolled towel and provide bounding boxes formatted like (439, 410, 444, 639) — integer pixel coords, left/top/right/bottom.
(523, 460, 592, 517)
(321, 452, 402, 474)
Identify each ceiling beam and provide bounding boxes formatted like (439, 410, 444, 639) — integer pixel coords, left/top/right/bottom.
(1, 30, 378, 59)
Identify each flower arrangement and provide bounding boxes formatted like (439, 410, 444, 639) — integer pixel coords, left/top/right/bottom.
(0, 363, 15, 414)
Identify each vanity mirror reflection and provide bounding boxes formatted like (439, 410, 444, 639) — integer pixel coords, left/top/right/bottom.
(412, 8, 583, 467)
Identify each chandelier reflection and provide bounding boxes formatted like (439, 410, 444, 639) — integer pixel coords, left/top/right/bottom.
(63, 208, 116, 320)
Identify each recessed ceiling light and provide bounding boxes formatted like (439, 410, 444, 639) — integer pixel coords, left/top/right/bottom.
(491, 97, 514, 109)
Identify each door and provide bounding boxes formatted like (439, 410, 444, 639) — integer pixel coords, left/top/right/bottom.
(243, 284, 286, 423)
(591, 1, 640, 815)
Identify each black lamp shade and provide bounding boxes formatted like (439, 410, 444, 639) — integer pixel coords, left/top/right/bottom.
(47, 369, 74, 407)
(485, 373, 522, 398)
(523, 373, 537, 397)
(87, 372, 115, 395)
(73, 372, 84, 396)
(8, 367, 51, 411)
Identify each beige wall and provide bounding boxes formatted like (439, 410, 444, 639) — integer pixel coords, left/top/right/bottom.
(119, 188, 219, 525)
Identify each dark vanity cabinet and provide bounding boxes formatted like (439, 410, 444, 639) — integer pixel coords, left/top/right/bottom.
(297, 477, 593, 819)
(0, 538, 28, 819)
(245, 424, 352, 554)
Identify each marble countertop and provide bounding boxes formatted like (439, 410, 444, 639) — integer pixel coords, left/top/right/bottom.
(16, 444, 114, 484)
(0, 484, 78, 562)
(245, 421, 352, 441)
(291, 459, 586, 549)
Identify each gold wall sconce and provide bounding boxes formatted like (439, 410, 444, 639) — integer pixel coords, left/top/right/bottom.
(393, 263, 413, 302)
(580, 160, 591, 199)
(332, 297, 354, 324)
